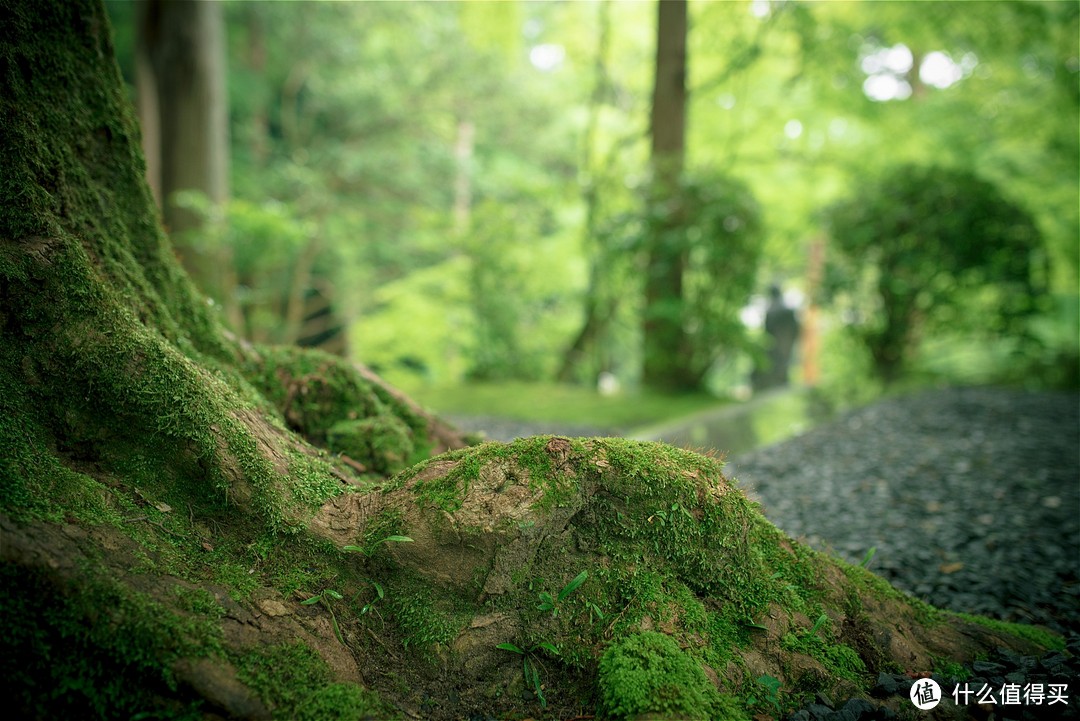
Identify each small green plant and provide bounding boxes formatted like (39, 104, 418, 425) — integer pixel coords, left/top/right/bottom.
(342, 534, 413, 558)
(808, 612, 829, 637)
(781, 614, 867, 683)
(746, 673, 782, 715)
(585, 598, 606, 623)
(497, 641, 561, 707)
(338, 536, 412, 624)
(356, 581, 385, 618)
(933, 657, 971, 682)
(859, 547, 877, 568)
(647, 503, 693, 527)
(301, 589, 345, 645)
(536, 570, 589, 617)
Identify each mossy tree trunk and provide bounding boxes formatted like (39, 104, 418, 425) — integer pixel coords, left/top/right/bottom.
(1, 0, 462, 530)
(0, 3, 1064, 720)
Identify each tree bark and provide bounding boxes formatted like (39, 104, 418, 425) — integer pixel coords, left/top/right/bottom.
(642, 0, 693, 391)
(137, 0, 234, 322)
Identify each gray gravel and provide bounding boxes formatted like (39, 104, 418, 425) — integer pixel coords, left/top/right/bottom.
(727, 386, 1080, 634)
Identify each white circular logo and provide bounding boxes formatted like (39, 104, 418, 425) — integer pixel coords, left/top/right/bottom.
(910, 678, 942, 710)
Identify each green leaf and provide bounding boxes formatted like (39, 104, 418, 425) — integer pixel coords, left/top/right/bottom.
(523, 657, 546, 707)
(537, 591, 556, 612)
(859, 546, 877, 568)
(497, 642, 525, 655)
(300, 595, 322, 605)
(535, 641, 560, 656)
(557, 570, 588, 602)
(330, 612, 345, 645)
(757, 674, 781, 693)
(383, 535, 414, 544)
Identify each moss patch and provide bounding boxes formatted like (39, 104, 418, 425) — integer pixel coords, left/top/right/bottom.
(0, 564, 220, 720)
(234, 642, 398, 721)
(598, 631, 747, 721)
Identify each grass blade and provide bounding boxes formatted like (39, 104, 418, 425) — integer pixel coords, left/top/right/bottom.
(557, 570, 588, 602)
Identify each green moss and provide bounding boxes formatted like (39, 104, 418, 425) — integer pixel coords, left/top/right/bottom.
(780, 621, 868, 684)
(390, 444, 482, 512)
(241, 345, 431, 466)
(598, 631, 748, 721)
(578, 438, 822, 621)
(0, 564, 221, 719)
(932, 657, 972, 682)
(842, 563, 940, 625)
(352, 507, 409, 559)
(384, 578, 468, 652)
(328, 415, 414, 475)
(952, 612, 1064, 651)
(172, 584, 226, 618)
(234, 642, 398, 721)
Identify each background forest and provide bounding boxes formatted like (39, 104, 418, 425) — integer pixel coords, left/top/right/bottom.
(104, 0, 1079, 429)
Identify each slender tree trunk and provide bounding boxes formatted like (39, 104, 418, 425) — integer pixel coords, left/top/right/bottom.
(642, 0, 691, 391)
(138, 0, 229, 235)
(801, 237, 825, 386)
(137, 0, 235, 328)
(135, 30, 162, 210)
(245, 3, 270, 168)
(557, 0, 613, 384)
(283, 223, 324, 346)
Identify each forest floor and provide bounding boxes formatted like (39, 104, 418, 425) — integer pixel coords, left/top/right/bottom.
(7, 384, 1077, 720)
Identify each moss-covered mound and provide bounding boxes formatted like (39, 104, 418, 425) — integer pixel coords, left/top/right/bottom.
(318, 435, 1057, 719)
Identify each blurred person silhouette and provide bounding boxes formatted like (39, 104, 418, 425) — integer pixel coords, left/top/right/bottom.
(752, 284, 800, 392)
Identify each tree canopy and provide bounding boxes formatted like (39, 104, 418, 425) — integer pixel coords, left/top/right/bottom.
(98, 0, 1079, 396)
(825, 163, 1046, 382)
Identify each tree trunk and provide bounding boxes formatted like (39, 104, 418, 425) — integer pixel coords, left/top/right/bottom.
(642, 0, 693, 391)
(244, 3, 271, 168)
(137, 0, 238, 330)
(558, 0, 614, 385)
(0, 0, 465, 562)
(138, 0, 229, 233)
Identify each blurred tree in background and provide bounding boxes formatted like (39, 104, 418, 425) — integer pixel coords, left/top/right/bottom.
(103, 0, 1078, 405)
(636, 173, 765, 391)
(824, 164, 1045, 384)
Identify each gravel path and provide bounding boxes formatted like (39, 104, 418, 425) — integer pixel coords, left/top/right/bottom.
(726, 386, 1080, 635)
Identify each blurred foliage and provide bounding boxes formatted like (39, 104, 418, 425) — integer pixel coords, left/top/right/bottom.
(413, 381, 722, 431)
(636, 173, 765, 390)
(463, 201, 582, 382)
(102, 0, 1078, 405)
(824, 164, 1047, 383)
